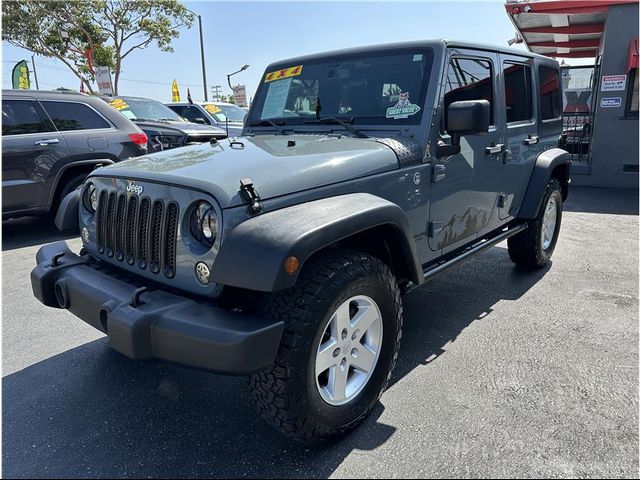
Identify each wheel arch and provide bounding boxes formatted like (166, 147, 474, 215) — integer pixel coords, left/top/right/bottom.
(49, 158, 115, 209)
(211, 193, 423, 292)
(518, 148, 570, 219)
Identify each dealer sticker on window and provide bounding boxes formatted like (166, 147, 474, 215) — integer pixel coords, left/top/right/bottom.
(265, 65, 303, 83)
(386, 92, 420, 119)
(109, 98, 129, 111)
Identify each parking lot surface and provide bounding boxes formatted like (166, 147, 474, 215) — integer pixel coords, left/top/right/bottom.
(2, 186, 638, 479)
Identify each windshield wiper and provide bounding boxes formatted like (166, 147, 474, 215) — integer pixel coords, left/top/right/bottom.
(248, 119, 286, 134)
(303, 116, 368, 138)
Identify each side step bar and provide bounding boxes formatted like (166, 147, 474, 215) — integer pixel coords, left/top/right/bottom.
(401, 223, 527, 294)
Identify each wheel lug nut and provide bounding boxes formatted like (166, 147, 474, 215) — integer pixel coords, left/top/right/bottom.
(340, 358, 347, 368)
(332, 348, 341, 357)
(351, 348, 358, 358)
(351, 330, 359, 341)
(341, 328, 348, 340)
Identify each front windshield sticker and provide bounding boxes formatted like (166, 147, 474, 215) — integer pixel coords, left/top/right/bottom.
(109, 98, 129, 111)
(265, 65, 303, 83)
(262, 77, 292, 119)
(385, 92, 421, 119)
(204, 104, 222, 114)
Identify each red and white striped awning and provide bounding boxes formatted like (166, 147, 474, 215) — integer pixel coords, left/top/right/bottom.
(505, 0, 637, 59)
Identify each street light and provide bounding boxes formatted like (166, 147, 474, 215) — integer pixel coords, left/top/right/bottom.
(185, 8, 208, 101)
(227, 64, 250, 90)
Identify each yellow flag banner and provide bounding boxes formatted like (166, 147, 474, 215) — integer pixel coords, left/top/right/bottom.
(172, 80, 180, 102)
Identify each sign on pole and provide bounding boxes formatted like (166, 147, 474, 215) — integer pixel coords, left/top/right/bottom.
(232, 84, 248, 107)
(12, 60, 30, 90)
(95, 66, 113, 96)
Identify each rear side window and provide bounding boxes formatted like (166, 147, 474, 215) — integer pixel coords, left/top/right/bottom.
(443, 57, 494, 126)
(539, 66, 562, 120)
(41, 101, 110, 131)
(504, 63, 533, 123)
(2, 100, 51, 136)
(181, 106, 209, 123)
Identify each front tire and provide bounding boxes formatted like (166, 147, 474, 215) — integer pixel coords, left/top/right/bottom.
(508, 177, 563, 269)
(249, 249, 403, 446)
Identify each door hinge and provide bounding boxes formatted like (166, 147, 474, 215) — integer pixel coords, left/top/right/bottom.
(239, 178, 263, 214)
(497, 194, 507, 208)
(432, 164, 446, 183)
(428, 221, 444, 238)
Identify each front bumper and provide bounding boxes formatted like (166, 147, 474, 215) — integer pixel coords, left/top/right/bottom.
(30, 241, 284, 375)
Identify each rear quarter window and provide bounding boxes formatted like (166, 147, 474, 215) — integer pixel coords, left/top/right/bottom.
(41, 101, 111, 131)
(539, 66, 562, 120)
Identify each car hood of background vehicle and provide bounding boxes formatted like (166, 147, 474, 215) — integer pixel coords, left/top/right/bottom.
(133, 119, 226, 136)
(94, 134, 399, 208)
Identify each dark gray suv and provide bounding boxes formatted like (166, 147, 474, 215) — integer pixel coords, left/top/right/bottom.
(2, 90, 147, 219)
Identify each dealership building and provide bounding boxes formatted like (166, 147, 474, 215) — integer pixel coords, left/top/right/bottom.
(506, 0, 638, 188)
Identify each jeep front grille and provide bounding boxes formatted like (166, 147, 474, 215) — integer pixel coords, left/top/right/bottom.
(96, 190, 178, 278)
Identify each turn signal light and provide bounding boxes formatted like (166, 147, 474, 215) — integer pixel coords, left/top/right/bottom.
(129, 132, 148, 146)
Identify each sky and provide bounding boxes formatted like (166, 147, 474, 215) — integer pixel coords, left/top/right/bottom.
(1, 0, 587, 103)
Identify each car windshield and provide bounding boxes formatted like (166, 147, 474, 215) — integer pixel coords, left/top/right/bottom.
(248, 48, 433, 127)
(107, 97, 185, 122)
(204, 103, 247, 123)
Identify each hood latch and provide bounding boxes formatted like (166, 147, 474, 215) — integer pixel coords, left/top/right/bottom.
(240, 178, 263, 214)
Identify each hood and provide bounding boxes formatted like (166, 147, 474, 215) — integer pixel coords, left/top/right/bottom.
(93, 134, 399, 208)
(133, 119, 226, 136)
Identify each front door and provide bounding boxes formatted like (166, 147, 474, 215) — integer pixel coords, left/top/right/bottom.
(2, 98, 69, 214)
(428, 50, 504, 253)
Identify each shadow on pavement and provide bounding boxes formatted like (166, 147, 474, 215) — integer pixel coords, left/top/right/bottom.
(2, 216, 77, 252)
(564, 186, 638, 216)
(2, 247, 549, 478)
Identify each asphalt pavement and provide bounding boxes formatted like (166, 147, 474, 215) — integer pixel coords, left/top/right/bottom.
(2, 186, 638, 478)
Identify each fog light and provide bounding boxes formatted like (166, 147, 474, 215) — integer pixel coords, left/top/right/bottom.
(81, 227, 89, 243)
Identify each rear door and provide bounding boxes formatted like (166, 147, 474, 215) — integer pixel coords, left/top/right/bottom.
(428, 50, 503, 253)
(2, 98, 69, 214)
(497, 54, 538, 220)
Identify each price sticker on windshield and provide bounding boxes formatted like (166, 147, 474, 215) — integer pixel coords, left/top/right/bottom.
(265, 65, 303, 83)
(109, 98, 129, 111)
(204, 104, 222, 114)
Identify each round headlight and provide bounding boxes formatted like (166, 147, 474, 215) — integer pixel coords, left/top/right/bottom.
(191, 201, 218, 245)
(83, 183, 97, 213)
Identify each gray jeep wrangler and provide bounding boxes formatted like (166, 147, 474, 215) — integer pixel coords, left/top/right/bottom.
(31, 40, 570, 445)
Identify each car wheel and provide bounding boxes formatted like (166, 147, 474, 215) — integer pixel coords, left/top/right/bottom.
(249, 248, 403, 446)
(508, 177, 563, 269)
(54, 173, 87, 213)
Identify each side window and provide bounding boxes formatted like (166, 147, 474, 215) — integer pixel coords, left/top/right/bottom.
(503, 63, 533, 123)
(183, 106, 209, 123)
(168, 105, 185, 117)
(41, 101, 110, 131)
(538, 66, 562, 120)
(443, 57, 494, 129)
(626, 68, 639, 116)
(2, 100, 51, 136)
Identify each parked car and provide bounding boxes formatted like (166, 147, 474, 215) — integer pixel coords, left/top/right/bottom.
(102, 95, 227, 150)
(32, 40, 570, 445)
(2, 89, 147, 219)
(165, 101, 246, 137)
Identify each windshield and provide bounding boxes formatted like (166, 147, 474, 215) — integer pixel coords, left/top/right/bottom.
(249, 48, 433, 127)
(108, 97, 185, 122)
(203, 103, 247, 123)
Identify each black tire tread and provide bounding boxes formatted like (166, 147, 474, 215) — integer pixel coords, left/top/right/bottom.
(249, 248, 403, 446)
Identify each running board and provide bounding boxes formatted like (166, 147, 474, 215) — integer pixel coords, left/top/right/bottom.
(400, 223, 527, 294)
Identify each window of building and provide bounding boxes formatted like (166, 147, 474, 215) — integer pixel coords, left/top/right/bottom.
(41, 101, 110, 131)
(442, 57, 494, 129)
(503, 63, 533, 123)
(626, 68, 639, 116)
(539, 66, 562, 120)
(2, 100, 52, 136)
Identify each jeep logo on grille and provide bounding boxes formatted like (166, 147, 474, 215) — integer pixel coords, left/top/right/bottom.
(126, 182, 144, 195)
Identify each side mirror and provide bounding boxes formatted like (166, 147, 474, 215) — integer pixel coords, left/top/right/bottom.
(446, 100, 490, 135)
(193, 117, 208, 124)
(436, 100, 491, 158)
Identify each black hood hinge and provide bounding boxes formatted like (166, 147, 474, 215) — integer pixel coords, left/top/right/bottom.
(239, 178, 263, 214)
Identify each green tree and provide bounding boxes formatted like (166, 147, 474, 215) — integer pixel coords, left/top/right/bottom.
(2, 0, 194, 94)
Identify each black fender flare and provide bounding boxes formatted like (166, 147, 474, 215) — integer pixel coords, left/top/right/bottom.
(211, 193, 422, 292)
(519, 148, 570, 219)
(48, 158, 115, 209)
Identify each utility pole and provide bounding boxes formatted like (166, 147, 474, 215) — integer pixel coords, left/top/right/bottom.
(31, 55, 40, 90)
(186, 8, 208, 101)
(211, 85, 222, 102)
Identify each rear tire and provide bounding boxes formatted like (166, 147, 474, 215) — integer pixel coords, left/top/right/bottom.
(53, 173, 87, 214)
(508, 177, 563, 269)
(249, 249, 403, 446)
